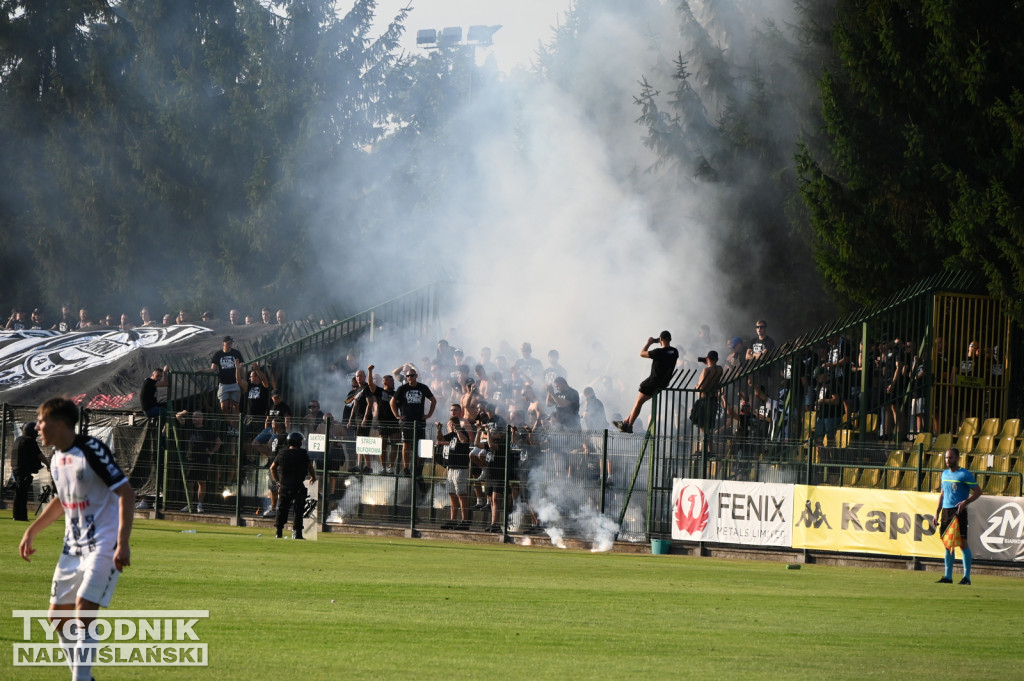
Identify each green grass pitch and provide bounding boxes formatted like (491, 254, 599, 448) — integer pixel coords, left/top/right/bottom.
(3, 513, 1023, 680)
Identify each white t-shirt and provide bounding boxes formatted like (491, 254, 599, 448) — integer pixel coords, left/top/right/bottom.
(51, 435, 128, 556)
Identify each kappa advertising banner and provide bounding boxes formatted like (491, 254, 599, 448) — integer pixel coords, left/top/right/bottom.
(971, 496, 1024, 562)
(791, 486, 944, 558)
(671, 479, 793, 547)
(0, 327, 210, 390)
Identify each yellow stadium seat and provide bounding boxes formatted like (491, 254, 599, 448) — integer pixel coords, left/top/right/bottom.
(972, 435, 995, 456)
(841, 467, 861, 487)
(896, 452, 922, 490)
(855, 467, 882, 489)
(978, 418, 1000, 438)
(1008, 456, 1024, 497)
(864, 413, 879, 436)
(958, 417, 978, 438)
(924, 452, 947, 493)
(983, 454, 1013, 496)
(996, 435, 1017, 455)
(912, 432, 932, 450)
(826, 429, 852, 448)
(884, 450, 907, 489)
(929, 433, 953, 453)
(802, 412, 816, 440)
(996, 418, 1021, 442)
(953, 432, 974, 455)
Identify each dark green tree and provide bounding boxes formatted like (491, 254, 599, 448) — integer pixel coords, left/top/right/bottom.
(630, 0, 834, 331)
(797, 0, 1024, 320)
(0, 0, 410, 318)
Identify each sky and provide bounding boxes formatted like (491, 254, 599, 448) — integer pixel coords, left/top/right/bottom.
(370, 0, 571, 72)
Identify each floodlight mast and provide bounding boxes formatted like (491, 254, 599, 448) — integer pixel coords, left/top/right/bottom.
(416, 24, 502, 50)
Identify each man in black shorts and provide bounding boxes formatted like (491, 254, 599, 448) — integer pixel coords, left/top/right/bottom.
(615, 330, 679, 434)
(390, 368, 437, 475)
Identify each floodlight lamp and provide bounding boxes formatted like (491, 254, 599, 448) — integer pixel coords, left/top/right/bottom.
(416, 28, 437, 46)
(438, 26, 463, 45)
(467, 25, 502, 45)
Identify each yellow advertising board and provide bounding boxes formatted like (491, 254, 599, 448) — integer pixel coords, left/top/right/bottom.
(792, 485, 945, 558)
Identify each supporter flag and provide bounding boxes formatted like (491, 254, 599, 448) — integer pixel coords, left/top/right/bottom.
(941, 514, 963, 551)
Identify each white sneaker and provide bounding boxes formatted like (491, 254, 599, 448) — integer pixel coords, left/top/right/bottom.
(135, 500, 150, 510)
(262, 508, 276, 518)
(196, 503, 204, 514)
(179, 505, 190, 512)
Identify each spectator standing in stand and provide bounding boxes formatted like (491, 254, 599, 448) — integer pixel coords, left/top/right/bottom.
(390, 367, 437, 476)
(210, 336, 244, 432)
(52, 303, 75, 332)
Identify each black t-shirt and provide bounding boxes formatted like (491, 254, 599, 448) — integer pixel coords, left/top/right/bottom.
(749, 335, 776, 357)
(815, 382, 842, 419)
(553, 387, 581, 428)
(267, 400, 291, 425)
(514, 357, 544, 382)
(245, 384, 271, 417)
(187, 422, 221, 458)
(647, 346, 679, 386)
(393, 383, 435, 421)
(211, 348, 244, 384)
(375, 387, 397, 423)
(273, 447, 311, 489)
(14, 435, 44, 475)
(141, 377, 160, 410)
(349, 385, 372, 424)
(439, 428, 471, 468)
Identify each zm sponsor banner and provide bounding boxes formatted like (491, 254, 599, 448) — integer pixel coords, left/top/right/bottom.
(671, 479, 793, 547)
(0, 327, 210, 390)
(792, 486, 943, 558)
(971, 496, 1024, 561)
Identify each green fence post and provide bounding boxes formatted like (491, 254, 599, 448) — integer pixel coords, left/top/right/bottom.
(155, 411, 164, 515)
(0, 404, 7, 507)
(501, 424, 511, 539)
(600, 428, 609, 517)
(234, 414, 244, 524)
(410, 421, 418, 534)
(915, 443, 924, 491)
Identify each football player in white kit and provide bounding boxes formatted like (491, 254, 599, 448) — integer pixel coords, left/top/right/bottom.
(19, 396, 135, 681)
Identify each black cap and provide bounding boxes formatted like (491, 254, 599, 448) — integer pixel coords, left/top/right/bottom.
(23, 421, 37, 436)
(698, 351, 719, 363)
(271, 389, 282, 397)
(223, 335, 233, 343)
(287, 432, 304, 447)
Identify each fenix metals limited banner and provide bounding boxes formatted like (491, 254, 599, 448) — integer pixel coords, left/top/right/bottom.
(670, 479, 792, 547)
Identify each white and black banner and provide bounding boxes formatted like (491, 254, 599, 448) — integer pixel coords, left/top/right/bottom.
(671, 479, 793, 547)
(970, 496, 1024, 562)
(0, 326, 210, 391)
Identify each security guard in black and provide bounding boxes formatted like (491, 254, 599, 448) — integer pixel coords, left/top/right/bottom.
(270, 432, 316, 538)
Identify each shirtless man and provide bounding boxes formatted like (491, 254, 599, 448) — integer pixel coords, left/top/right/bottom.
(690, 350, 724, 431)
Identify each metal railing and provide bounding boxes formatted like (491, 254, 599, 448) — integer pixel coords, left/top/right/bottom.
(162, 280, 447, 411)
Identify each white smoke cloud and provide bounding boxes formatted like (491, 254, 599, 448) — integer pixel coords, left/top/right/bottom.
(309, 0, 819, 419)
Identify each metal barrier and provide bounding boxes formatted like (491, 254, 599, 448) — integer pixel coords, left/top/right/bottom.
(4, 403, 1023, 542)
(161, 281, 447, 411)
